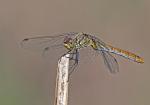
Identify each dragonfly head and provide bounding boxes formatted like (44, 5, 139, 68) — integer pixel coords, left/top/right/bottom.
(63, 36, 74, 50)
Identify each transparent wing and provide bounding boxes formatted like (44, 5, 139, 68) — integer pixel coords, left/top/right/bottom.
(86, 33, 118, 73)
(97, 50, 119, 74)
(21, 32, 78, 53)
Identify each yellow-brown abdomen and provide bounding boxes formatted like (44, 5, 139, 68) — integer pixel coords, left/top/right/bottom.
(135, 55, 144, 63)
(107, 45, 144, 63)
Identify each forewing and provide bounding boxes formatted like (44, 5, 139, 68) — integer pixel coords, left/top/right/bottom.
(98, 50, 119, 74)
(21, 32, 78, 53)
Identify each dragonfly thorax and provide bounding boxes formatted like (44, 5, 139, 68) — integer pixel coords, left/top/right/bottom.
(63, 33, 93, 51)
(74, 34, 94, 49)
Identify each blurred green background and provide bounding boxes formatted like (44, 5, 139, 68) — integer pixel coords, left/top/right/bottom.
(0, 0, 149, 105)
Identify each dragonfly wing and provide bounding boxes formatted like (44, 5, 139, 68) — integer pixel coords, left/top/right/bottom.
(21, 32, 78, 52)
(98, 50, 119, 73)
(87, 34, 119, 73)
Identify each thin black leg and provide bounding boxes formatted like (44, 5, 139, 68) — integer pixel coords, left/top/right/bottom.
(68, 50, 79, 77)
(59, 50, 79, 79)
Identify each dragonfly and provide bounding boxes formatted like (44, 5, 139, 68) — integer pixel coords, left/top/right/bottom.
(21, 32, 144, 74)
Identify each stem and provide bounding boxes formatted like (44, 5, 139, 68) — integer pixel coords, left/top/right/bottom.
(54, 54, 70, 105)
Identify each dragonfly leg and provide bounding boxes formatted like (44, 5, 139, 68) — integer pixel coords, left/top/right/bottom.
(68, 54, 79, 76)
(68, 50, 79, 77)
(60, 50, 79, 79)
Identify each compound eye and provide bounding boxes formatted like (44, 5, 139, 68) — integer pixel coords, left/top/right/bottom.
(64, 37, 72, 44)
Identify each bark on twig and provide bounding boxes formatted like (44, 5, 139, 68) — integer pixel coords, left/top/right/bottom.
(54, 54, 70, 105)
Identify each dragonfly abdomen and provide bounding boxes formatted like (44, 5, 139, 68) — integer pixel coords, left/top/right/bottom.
(107, 45, 144, 63)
